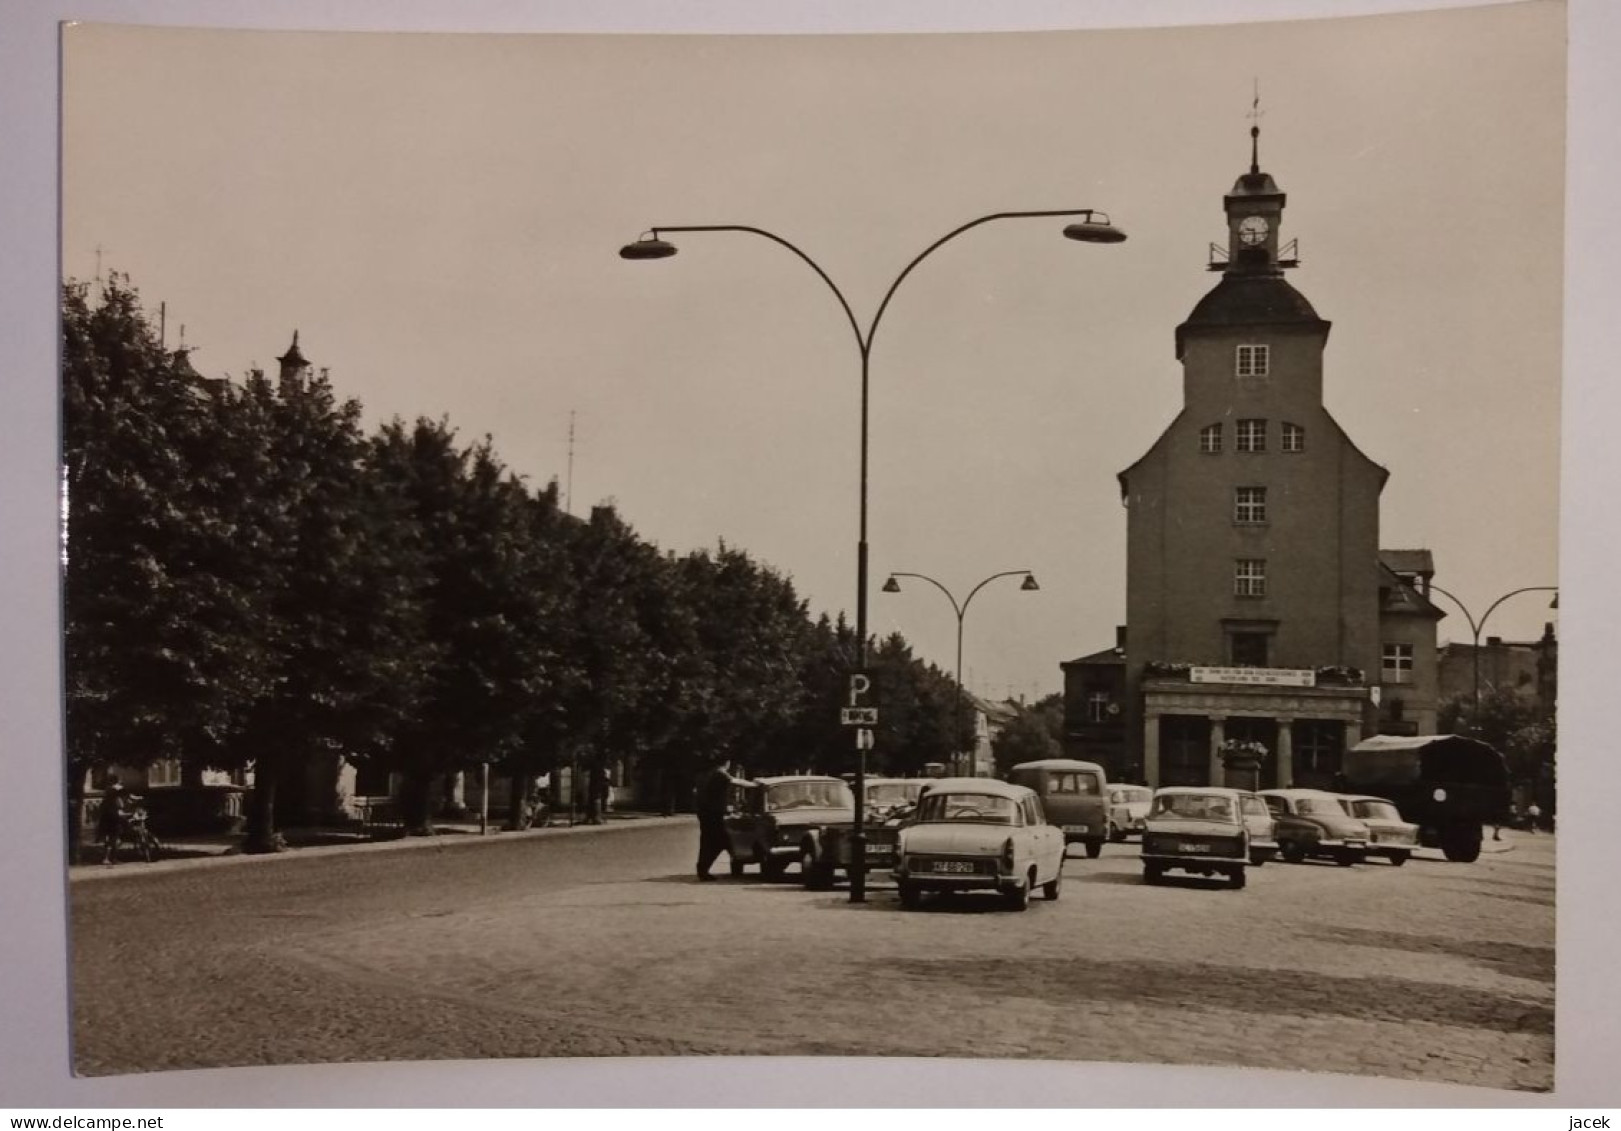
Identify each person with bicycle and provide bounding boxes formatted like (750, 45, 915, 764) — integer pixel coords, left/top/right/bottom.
(97, 781, 127, 865)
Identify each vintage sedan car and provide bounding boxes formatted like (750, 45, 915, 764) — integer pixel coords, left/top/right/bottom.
(723, 775, 855, 880)
(804, 778, 931, 889)
(1336, 794, 1419, 866)
(1106, 784, 1154, 842)
(892, 778, 1065, 911)
(1258, 788, 1372, 866)
(1141, 787, 1254, 889)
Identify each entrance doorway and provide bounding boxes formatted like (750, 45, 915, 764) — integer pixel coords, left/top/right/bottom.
(1159, 716, 1210, 786)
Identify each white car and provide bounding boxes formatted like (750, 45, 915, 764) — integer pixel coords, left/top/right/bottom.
(892, 778, 1065, 911)
(1107, 784, 1154, 841)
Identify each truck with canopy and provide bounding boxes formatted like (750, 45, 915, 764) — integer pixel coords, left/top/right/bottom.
(1340, 734, 1511, 862)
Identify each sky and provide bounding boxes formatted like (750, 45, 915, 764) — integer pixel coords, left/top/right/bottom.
(57, 3, 1565, 703)
(9, 0, 1621, 1109)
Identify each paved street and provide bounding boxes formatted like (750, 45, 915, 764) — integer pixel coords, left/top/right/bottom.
(70, 822, 1553, 1090)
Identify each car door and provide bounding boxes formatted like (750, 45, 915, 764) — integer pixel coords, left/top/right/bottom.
(723, 783, 758, 860)
(1028, 795, 1062, 881)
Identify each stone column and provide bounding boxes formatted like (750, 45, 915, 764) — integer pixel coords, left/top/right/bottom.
(1143, 708, 1161, 790)
(1275, 719, 1294, 789)
(1208, 716, 1227, 787)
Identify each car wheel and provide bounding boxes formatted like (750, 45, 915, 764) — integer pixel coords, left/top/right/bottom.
(1280, 841, 1306, 865)
(728, 856, 745, 877)
(1388, 851, 1410, 867)
(1084, 839, 1104, 859)
(1041, 868, 1062, 901)
(1003, 879, 1030, 912)
(760, 851, 787, 881)
(1228, 867, 1247, 890)
(898, 881, 922, 909)
(1143, 862, 1165, 885)
(1249, 851, 1266, 867)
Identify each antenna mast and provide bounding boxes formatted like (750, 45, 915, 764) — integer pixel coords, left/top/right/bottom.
(565, 410, 576, 516)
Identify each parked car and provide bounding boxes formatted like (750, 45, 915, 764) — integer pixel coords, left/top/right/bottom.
(1258, 788, 1371, 866)
(1238, 790, 1279, 865)
(1140, 787, 1254, 889)
(892, 778, 1065, 911)
(805, 778, 931, 889)
(1106, 784, 1154, 842)
(723, 775, 855, 880)
(1007, 758, 1110, 858)
(1335, 794, 1418, 866)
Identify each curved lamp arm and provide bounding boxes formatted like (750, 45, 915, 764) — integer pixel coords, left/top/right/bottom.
(640, 225, 864, 358)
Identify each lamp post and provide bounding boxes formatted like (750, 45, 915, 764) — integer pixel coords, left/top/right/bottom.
(620, 209, 1125, 902)
(1426, 583, 1559, 711)
(882, 570, 1040, 776)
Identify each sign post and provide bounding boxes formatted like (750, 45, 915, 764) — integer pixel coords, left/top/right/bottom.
(845, 673, 876, 903)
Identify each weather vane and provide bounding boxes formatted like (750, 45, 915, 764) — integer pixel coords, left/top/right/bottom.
(1248, 78, 1265, 173)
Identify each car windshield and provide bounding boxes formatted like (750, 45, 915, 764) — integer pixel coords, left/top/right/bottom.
(1124, 788, 1152, 803)
(1350, 799, 1402, 822)
(1296, 798, 1347, 816)
(916, 793, 1019, 825)
(1239, 796, 1270, 817)
(765, 781, 854, 811)
(867, 782, 923, 806)
(1152, 793, 1235, 821)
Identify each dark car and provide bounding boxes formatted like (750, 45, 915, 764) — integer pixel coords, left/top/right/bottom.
(723, 775, 855, 880)
(1258, 789, 1371, 866)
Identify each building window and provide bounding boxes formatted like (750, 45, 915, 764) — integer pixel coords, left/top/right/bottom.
(1236, 344, 1270, 377)
(1234, 486, 1267, 524)
(1236, 419, 1267, 452)
(1382, 642, 1414, 685)
(1282, 422, 1305, 452)
(1229, 632, 1270, 667)
(147, 758, 182, 788)
(1087, 691, 1110, 724)
(1235, 559, 1267, 598)
(1199, 423, 1222, 453)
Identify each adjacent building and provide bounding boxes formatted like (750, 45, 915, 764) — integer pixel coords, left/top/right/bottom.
(1066, 131, 1443, 790)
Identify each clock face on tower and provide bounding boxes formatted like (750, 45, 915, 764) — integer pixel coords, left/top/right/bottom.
(1238, 215, 1270, 246)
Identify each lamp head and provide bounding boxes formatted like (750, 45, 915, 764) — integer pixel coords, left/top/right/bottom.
(619, 234, 678, 260)
(1020, 573, 1041, 592)
(1062, 212, 1127, 244)
(881, 576, 901, 594)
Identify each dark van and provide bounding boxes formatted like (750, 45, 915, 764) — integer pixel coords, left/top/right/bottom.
(1007, 759, 1109, 857)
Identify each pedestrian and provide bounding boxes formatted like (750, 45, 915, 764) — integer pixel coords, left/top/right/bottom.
(1526, 801, 1542, 833)
(695, 755, 734, 882)
(97, 781, 127, 866)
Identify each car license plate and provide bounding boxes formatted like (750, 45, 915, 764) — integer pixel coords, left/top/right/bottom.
(930, 860, 976, 873)
(1063, 825, 1089, 834)
(868, 846, 893, 858)
(1178, 842, 1213, 853)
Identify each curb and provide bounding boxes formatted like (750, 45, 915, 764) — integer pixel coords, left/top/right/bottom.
(69, 814, 693, 881)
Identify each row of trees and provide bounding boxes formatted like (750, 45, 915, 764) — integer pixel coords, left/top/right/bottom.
(63, 277, 975, 851)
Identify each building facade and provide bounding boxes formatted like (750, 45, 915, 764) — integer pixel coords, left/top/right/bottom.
(1073, 134, 1441, 789)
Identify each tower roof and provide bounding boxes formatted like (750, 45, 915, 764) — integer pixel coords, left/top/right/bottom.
(1175, 274, 1328, 358)
(276, 331, 309, 372)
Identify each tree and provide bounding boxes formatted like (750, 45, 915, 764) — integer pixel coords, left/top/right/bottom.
(62, 278, 268, 810)
(1439, 687, 1557, 811)
(992, 694, 1065, 776)
(220, 361, 428, 851)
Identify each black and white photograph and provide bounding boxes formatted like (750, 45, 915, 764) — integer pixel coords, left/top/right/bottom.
(6, 0, 1619, 1111)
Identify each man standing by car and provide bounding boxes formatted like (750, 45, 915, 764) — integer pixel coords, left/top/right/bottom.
(695, 755, 735, 882)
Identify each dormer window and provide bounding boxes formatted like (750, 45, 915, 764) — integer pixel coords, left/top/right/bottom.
(1236, 344, 1270, 377)
(1199, 424, 1223, 454)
